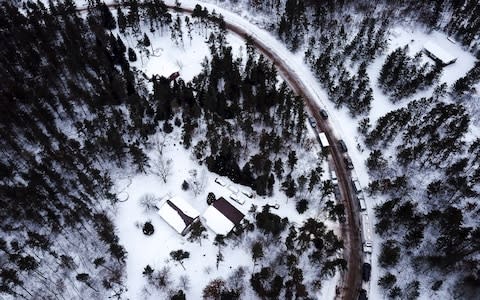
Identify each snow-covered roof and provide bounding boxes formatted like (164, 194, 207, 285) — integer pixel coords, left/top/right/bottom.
(158, 196, 200, 235)
(202, 205, 235, 236)
(423, 41, 456, 64)
(202, 197, 244, 235)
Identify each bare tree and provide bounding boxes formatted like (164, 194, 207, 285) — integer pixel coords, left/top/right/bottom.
(139, 194, 158, 213)
(178, 275, 190, 291)
(188, 169, 206, 196)
(151, 156, 173, 183)
(150, 134, 173, 183)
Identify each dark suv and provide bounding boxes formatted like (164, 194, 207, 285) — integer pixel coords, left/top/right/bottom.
(344, 156, 354, 169)
(320, 109, 328, 119)
(362, 263, 371, 281)
(338, 140, 347, 153)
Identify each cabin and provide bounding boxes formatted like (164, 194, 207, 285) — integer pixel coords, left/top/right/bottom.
(202, 197, 245, 236)
(158, 196, 200, 236)
(423, 41, 457, 66)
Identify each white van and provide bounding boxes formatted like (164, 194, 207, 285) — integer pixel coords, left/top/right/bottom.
(331, 170, 338, 185)
(352, 179, 362, 193)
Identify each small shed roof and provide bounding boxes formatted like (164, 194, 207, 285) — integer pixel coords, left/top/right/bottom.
(423, 41, 456, 64)
(158, 196, 200, 235)
(202, 197, 244, 235)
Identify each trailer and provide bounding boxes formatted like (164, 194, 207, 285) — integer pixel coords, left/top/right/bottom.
(352, 179, 362, 193)
(358, 194, 367, 211)
(361, 213, 373, 254)
(318, 132, 330, 148)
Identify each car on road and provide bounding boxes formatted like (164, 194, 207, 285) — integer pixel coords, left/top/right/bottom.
(308, 116, 317, 128)
(338, 140, 348, 152)
(320, 109, 328, 119)
(344, 156, 354, 169)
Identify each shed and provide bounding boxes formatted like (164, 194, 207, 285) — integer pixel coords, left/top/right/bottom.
(423, 41, 457, 66)
(202, 197, 245, 236)
(158, 196, 200, 236)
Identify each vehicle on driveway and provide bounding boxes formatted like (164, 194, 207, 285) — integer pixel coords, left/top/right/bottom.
(229, 193, 245, 205)
(214, 177, 227, 186)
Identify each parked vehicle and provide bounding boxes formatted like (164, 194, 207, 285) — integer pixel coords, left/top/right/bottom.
(352, 179, 362, 193)
(214, 177, 227, 186)
(338, 140, 348, 152)
(344, 156, 354, 169)
(362, 263, 371, 282)
(227, 185, 239, 194)
(308, 116, 317, 128)
(241, 189, 254, 198)
(361, 213, 373, 254)
(331, 170, 338, 185)
(358, 289, 368, 300)
(318, 132, 330, 148)
(358, 195, 367, 211)
(229, 194, 245, 205)
(320, 109, 328, 119)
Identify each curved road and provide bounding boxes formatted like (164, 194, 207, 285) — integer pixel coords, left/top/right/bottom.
(79, 2, 363, 299)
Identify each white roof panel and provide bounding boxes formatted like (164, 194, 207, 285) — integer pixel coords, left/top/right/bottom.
(202, 205, 235, 236)
(158, 196, 200, 234)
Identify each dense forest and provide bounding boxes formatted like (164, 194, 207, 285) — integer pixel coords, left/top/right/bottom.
(212, 0, 480, 298)
(1, 1, 344, 299)
(2, 0, 480, 299)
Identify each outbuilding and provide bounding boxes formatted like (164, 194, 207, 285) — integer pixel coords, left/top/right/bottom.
(202, 197, 245, 236)
(423, 41, 457, 66)
(158, 196, 200, 236)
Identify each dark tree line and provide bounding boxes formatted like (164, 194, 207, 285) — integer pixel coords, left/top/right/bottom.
(0, 0, 179, 298)
(363, 93, 479, 298)
(378, 46, 443, 102)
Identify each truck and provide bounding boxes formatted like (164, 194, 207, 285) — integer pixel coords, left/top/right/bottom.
(361, 213, 373, 254)
(358, 194, 367, 211)
(318, 132, 329, 148)
(352, 179, 362, 193)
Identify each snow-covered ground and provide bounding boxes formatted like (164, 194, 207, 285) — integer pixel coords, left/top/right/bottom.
(70, 1, 477, 298)
(109, 7, 341, 298)
(164, 2, 478, 299)
(114, 128, 338, 299)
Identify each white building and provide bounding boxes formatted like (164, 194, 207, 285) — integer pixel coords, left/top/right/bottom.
(423, 41, 457, 66)
(158, 196, 200, 236)
(202, 197, 245, 236)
